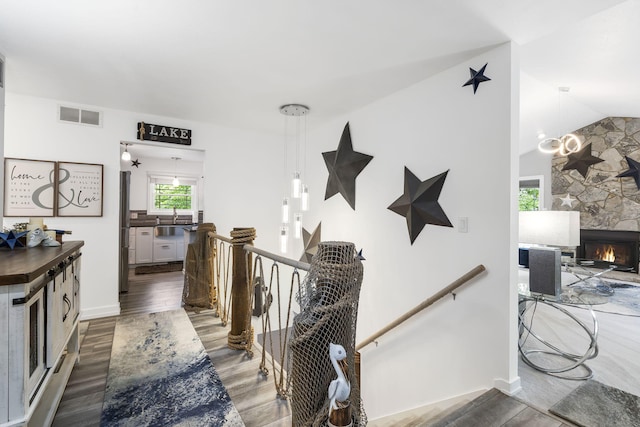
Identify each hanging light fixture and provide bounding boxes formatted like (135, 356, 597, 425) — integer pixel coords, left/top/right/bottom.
(538, 87, 582, 156)
(279, 104, 310, 251)
(171, 156, 180, 186)
(121, 143, 131, 161)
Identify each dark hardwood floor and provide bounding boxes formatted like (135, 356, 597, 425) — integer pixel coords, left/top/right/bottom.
(52, 269, 292, 427)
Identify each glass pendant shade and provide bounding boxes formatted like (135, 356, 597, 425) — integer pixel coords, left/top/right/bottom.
(301, 185, 309, 211)
(172, 176, 180, 186)
(294, 213, 302, 239)
(292, 172, 301, 198)
(280, 225, 288, 253)
(281, 197, 290, 223)
(121, 148, 131, 161)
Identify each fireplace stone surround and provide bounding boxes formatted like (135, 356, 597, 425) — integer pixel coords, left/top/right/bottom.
(551, 117, 640, 274)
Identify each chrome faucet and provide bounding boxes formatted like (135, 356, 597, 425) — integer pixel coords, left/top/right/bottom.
(173, 207, 178, 224)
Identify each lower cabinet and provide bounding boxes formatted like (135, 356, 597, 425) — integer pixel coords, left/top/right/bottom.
(153, 241, 177, 262)
(135, 227, 154, 264)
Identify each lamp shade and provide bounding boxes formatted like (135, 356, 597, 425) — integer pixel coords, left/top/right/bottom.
(519, 211, 580, 247)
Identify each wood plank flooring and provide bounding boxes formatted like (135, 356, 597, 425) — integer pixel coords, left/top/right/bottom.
(52, 269, 291, 427)
(52, 268, 639, 426)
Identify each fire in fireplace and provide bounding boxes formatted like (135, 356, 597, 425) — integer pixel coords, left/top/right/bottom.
(578, 229, 640, 273)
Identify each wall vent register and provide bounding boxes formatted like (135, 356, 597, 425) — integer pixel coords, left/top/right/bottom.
(58, 105, 102, 126)
(0, 57, 4, 88)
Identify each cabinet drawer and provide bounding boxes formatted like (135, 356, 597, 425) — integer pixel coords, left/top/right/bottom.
(153, 242, 176, 262)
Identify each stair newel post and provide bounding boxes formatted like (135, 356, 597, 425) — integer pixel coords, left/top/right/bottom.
(227, 227, 256, 355)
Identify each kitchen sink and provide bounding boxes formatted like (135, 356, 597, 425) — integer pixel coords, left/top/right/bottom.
(154, 225, 190, 237)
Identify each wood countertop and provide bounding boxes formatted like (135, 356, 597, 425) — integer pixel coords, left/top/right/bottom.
(0, 240, 85, 286)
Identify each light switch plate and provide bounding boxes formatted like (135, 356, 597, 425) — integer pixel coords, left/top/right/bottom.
(458, 217, 468, 233)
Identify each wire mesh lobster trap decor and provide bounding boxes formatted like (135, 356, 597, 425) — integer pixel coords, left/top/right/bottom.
(288, 241, 366, 426)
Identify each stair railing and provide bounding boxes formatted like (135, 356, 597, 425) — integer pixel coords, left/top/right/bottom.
(355, 264, 486, 351)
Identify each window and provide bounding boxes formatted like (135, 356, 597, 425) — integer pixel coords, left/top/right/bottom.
(519, 176, 543, 211)
(148, 175, 198, 214)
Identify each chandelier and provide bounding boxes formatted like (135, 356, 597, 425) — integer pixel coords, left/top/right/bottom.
(279, 104, 310, 253)
(537, 87, 582, 156)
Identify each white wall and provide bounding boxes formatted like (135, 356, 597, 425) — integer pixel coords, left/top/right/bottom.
(2, 42, 519, 419)
(2, 93, 270, 319)
(297, 43, 518, 419)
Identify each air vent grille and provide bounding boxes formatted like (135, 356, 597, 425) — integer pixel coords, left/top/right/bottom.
(0, 58, 4, 88)
(58, 105, 102, 127)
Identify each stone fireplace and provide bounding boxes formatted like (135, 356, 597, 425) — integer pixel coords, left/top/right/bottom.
(552, 117, 640, 272)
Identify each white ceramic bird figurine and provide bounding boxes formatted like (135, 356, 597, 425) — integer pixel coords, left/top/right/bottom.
(328, 343, 350, 416)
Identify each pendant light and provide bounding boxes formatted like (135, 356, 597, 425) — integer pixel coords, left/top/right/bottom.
(171, 156, 180, 186)
(537, 87, 582, 156)
(121, 143, 131, 161)
(279, 104, 310, 251)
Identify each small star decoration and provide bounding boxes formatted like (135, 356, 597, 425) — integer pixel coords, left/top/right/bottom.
(562, 143, 604, 178)
(323, 122, 373, 210)
(388, 167, 453, 244)
(300, 222, 321, 263)
(616, 156, 640, 189)
(559, 194, 576, 207)
(463, 63, 491, 94)
(0, 230, 28, 249)
(131, 159, 141, 168)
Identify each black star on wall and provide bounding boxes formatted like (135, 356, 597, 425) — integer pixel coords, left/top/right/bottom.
(300, 222, 321, 263)
(463, 63, 491, 94)
(562, 143, 604, 178)
(616, 156, 640, 189)
(323, 122, 373, 210)
(388, 167, 453, 244)
(131, 159, 141, 168)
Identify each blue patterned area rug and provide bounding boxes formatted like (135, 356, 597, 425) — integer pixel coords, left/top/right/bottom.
(100, 309, 244, 426)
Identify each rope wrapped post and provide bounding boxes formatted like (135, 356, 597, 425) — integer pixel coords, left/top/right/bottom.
(227, 227, 257, 355)
(289, 241, 366, 427)
(183, 223, 217, 311)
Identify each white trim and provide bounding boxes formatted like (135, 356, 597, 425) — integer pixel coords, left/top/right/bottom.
(80, 304, 121, 320)
(494, 376, 522, 395)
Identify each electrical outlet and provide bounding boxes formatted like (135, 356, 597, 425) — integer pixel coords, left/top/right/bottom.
(458, 217, 468, 233)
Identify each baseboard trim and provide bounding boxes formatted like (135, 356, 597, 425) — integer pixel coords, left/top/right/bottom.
(80, 304, 121, 320)
(494, 376, 522, 395)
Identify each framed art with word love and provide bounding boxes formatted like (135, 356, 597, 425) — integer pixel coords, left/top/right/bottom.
(57, 161, 103, 217)
(3, 157, 57, 217)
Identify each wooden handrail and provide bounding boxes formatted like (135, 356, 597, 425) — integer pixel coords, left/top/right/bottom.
(355, 264, 486, 351)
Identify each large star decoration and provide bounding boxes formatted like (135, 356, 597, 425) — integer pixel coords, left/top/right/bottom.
(0, 230, 28, 249)
(559, 193, 576, 207)
(388, 167, 453, 244)
(323, 122, 373, 210)
(300, 222, 321, 263)
(616, 156, 640, 189)
(463, 63, 491, 94)
(131, 159, 141, 168)
(562, 143, 604, 178)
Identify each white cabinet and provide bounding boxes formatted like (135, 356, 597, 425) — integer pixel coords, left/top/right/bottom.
(135, 227, 153, 264)
(128, 231, 136, 265)
(0, 242, 82, 427)
(152, 226, 185, 262)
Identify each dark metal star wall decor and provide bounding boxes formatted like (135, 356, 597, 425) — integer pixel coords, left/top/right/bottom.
(131, 159, 141, 168)
(463, 63, 491, 94)
(562, 143, 604, 178)
(388, 167, 453, 244)
(300, 222, 321, 263)
(323, 122, 373, 210)
(616, 156, 640, 189)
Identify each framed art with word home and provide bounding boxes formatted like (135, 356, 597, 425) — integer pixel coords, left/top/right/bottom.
(3, 157, 57, 217)
(57, 161, 104, 217)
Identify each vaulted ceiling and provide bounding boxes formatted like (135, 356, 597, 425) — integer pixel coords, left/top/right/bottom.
(1, 0, 638, 154)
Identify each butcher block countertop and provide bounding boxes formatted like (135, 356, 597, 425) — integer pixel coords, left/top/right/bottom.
(0, 240, 84, 286)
